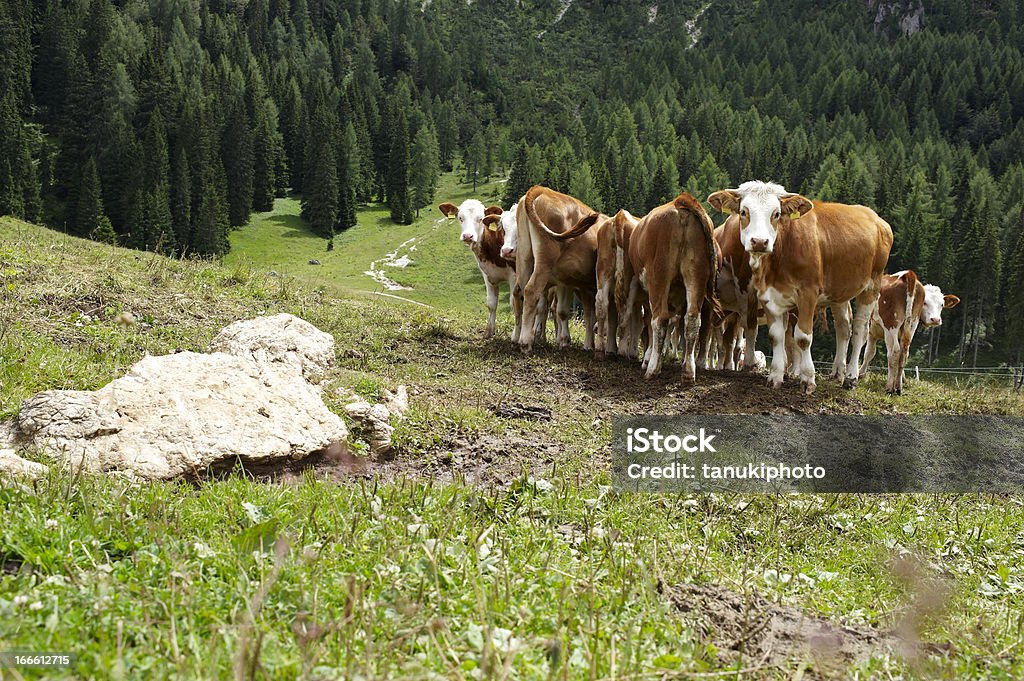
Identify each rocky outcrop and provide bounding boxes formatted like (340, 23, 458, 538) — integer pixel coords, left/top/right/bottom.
(339, 385, 410, 458)
(1, 314, 348, 480)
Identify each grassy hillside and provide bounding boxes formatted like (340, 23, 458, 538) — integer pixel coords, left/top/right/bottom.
(226, 173, 510, 314)
(3, 213, 1024, 679)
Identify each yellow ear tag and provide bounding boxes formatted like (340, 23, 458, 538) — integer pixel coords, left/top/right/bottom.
(722, 206, 732, 214)
(790, 211, 801, 220)
(487, 224, 498, 232)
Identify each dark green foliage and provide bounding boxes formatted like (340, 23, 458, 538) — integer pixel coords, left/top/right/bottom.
(387, 107, 411, 224)
(504, 143, 532, 208)
(410, 123, 440, 218)
(73, 156, 103, 239)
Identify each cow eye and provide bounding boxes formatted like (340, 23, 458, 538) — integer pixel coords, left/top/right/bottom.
(773, 211, 780, 220)
(740, 208, 748, 217)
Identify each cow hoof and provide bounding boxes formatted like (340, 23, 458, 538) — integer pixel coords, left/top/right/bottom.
(483, 330, 494, 340)
(594, 350, 606, 360)
(842, 377, 858, 390)
(520, 345, 533, 355)
(767, 377, 783, 389)
(800, 380, 816, 395)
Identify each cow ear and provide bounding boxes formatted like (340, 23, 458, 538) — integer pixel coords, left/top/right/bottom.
(484, 205, 503, 216)
(707, 190, 740, 214)
(780, 194, 813, 219)
(482, 214, 501, 231)
(438, 202, 458, 218)
(943, 294, 960, 309)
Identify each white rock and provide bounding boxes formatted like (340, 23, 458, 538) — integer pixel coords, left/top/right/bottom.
(208, 313, 335, 381)
(383, 385, 409, 419)
(0, 449, 47, 478)
(3, 315, 349, 480)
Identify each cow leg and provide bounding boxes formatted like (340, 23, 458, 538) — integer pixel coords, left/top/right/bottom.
(722, 317, 739, 371)
(766, 310, 788, 389)
(605, 282, 619, 357)
(533, 290, 549, 345)
(581, 289, 597, 352)
(628, 276, 647, 364)
(594, 282, 608, 358)
(696, 304, 713, 370)
(884, 325, 901, 395)
(794, 298, 817, 394)
(644, 280, 672, 378)
(483, 278, 499, 339)
(555, 288, 573, 348)
(742, 296, 759, 372)
(519, 269, 553, 352)
(860, 326, 881, 375)
(681, 310, 702, 382)
(893, 319, 917, 395)
(510, 283, 523, 344)
(829, 302, 852, 380)
(844, 289, 879, 389)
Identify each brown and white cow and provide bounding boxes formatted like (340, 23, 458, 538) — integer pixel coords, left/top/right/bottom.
(711, 217, 759, 371)
(546, 208, 641, 359)
(859, 270, 960, 394)
(625, 192, 720, 380)
(708, 181, 893, 393)
(486, 200, 564, 346)
(438, 199, 518, 339)
(515, 186, 599, 353)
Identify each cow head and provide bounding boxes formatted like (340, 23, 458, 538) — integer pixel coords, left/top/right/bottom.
(921, 285, 960, 327)
(708, 182, 813, 260)
(500, 202, 522, 260)
(439, 199, 491, 245)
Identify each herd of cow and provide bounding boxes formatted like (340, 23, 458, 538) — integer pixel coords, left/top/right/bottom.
(439, 181, 960, 396)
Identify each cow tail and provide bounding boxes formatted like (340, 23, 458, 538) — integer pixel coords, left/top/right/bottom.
(902, 270, 918, 324)
(524, 185, 570, 240)
(551, 212, 602, 241)
(673, 192, 723, 318)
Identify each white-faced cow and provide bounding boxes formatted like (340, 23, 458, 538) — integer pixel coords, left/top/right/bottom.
(625, 192, 720, 381)
(859, 270, 960, 394)
(515, 186, 599, 353)
(488, 198, 562, 346)
(708, 182, 893, 394)
(438, 199, 517, 339)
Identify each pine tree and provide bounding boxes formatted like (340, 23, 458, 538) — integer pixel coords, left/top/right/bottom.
(890, 168, 938, 277)
(170, 145, 192, 253)
(73, 156, 103, 238)
(685, 153, 730, 206)
(222, 99, 255, 226)
(301, 111, 339, 238)
(464, 131, 487, 193)
(336, 122, 359, 232)
(569, 161, 600, 210)
(409, 123, 440, 218)
(504, 142, 531, 207)
(387, 107, 411, 224)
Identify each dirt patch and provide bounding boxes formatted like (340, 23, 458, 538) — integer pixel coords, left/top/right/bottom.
(668, 583, 901, 676)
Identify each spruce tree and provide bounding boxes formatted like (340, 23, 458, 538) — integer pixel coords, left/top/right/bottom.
(301, 95, 340, 239)
(504, 142, 531, 207)
(73, 156, 103, 238)
(409, 123, 440, 218)
(336, 122, 359, 232)
(387, 107, 411, 224)
(222, 99, 255, 226)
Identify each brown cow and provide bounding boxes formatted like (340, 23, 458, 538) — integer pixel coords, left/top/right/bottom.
(515, 186, 599, 353)
(711, 218, 759, 371)
(625, 192, 720, 380)
(438, 199, 518, 339)
(708, 181, 893, 393)
(547, 208, 641, 359)
(860, 271, 960, 394)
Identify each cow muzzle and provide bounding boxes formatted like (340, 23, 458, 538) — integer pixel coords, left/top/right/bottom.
(501, 247, 515, 259)
(747, 238, 770, 253)
(462, 234, 475, 244)
(926, 318, 942, 327)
